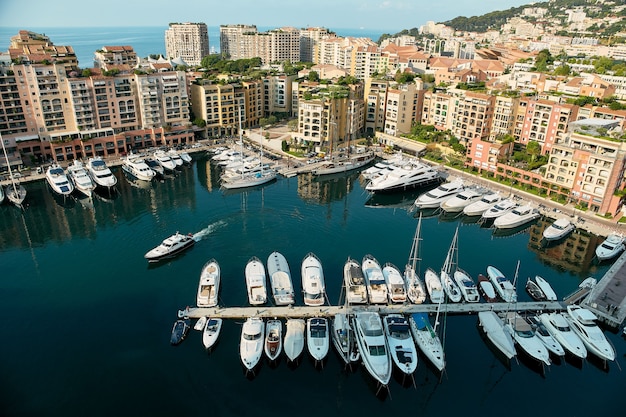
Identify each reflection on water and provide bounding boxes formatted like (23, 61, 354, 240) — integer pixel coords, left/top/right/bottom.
(297, 172, 360, 204)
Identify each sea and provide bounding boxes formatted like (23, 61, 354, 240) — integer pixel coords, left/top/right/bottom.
(0, 26, 390, 68)
(0, 153, 624, 416)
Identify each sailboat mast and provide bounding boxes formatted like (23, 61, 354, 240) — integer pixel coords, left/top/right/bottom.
(0, 132, 19, 194)
(238, 106, 243, 179)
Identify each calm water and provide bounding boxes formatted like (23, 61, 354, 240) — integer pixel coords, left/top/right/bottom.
(0, 26, 387, 68)
(0, 154, 624, 416)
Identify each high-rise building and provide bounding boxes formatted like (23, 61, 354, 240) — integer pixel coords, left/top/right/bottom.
(165, 22, 210, 67)
(219, 24, 258, 60)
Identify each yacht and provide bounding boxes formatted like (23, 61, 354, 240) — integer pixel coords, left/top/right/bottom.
(153, 150, 177, 172)
(383, 314, 419, 375)
(361, 157, 401, 180)
(440, 188, 484, 213)
(486, 265, 517, 303)
(382, 263, 407, 303)
(453, 268, 480, 303)
(168, 149, 184, 167)
(331, 313, 360, 366)
(239, 317, 264, 372)
(179, 151, 192, 164)
(525, 315, 565, 357)
(477, 311, 516, 360)
(539, 312, 587, 359)
(86, 157, 117, 190)
(493, 204, 540, 229)
(409, 313, 445, 372)
(264, 319, 282, 362)
(301, 252, 326, 306)
(202, 318, 222, 351)
(343, 257, 368, 304)
(463, 192, 502, 216)
(4, 181, 27, 208)
(534, 275, 557, 301)
(284, 318, 305, 362)
(312, 152, 375, 176)
(221, 169, 277, 190)
(144, 157, 164, 177)
(404, 214, 427, 304)
(502, 312, 551, 366)
(352, 312, 392, 386)
(424, 267, 445, 304)
(306, 317, 330, 364)
(66, 160, 95, 197)
(267, 251, 295, 306)
(565, 305, 615, 362)
(477, 274, 498, 302)
(121, 155, 155, 181)
(595, 233, 625, 261)
(144, 232, 195, 262)
(543, 217, 575, 241)
(413, 179, 464, 209)
(525, 278, 547, 301)
(196, 259, 220, 307)
(245, 257, 267, 305)
(440, 269, 463, 303)
(365, 161, 441, 193)
(480, 198, 518, 222)
(45, 163, 74, 196)
(361, 255, 388, 304)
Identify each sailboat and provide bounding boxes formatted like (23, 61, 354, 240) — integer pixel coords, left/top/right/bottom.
(404, 213, 427, 304)
(439, 227, 463, 303)
(1, 133, 26, 208)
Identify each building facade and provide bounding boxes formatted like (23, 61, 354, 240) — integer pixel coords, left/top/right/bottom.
(165, 22, 210, 67)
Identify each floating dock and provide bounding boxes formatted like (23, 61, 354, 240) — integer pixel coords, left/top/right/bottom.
(583, 251, 626, 328)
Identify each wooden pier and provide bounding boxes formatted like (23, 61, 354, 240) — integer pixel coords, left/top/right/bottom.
(183, 301, 564, 320)
(583, 251, 626, 328)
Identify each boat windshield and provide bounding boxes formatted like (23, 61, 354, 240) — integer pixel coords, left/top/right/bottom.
(369, 345, 386, 356)
(244, 331, 261, 341)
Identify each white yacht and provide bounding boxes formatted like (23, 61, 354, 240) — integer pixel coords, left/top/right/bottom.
(486, 265, 517, 303)
(301, 252, 326, 306)
(144, 232, 195, 262)
(503, 312, 551, 366)
(221, 169, 277, 190)
(409, 313, 445, 372)
(382, 263, 407, 303)
(454, 268, 480, 303)
(539, 312, 587, 359)
(534, 275, 557, 301)
(179, 151, 192, 164)
(463, 192, 502, 216)
(144, 157, 164, 177)
(424, 267, 445, 304)
(264, 319, 282, 362)
(440, 188, 484, 213)
(413, 179, 465, 209)
(332, 313, 360, 366)
(45, 163, 74, 196)
(66, 160, 95, 197)
(543, 217, 575, 241)
(245, 256, 267, 305)
(196, 259, 220, 308)
(202, 318, 222, 351)
(306, 317, 330, 363)
(312, 152, 376, 176)
(365, 162, 440, 193)
(353, 312, 392, 386)
(361, 255, 388, 304)
(121, 155, 155, 181)
(153, 150, 177, 172)
(595, 233, 626, 261)
(404, 214, 427, 304)
(383, 314, 418, 375)
(565, 305, 615, 362)
(284, 318, 305, 362)
(239, 317, 264, 372)
(361, 157, 401, 180)
(480, 198, 518, 222)
(477, 311, 516, 360)
(525, 315, 565, 357)
(267, 251, 295, 306)
(343, 258, 368, 304)
(168, 149, 184, 167)
(86, 157, 117, 190)
(493, 204, 540, 229)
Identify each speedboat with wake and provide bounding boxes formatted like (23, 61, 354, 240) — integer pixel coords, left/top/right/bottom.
(353, 312, 392, 385)
(144, 232, 195, 262)
(383, 314, 418, 376)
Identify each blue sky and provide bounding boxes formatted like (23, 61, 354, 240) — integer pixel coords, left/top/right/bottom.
(1, 0, 532, 31)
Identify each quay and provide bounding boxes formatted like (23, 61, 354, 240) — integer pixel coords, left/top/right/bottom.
(184, 301, 564, 320)
(583, 250, 626, 328)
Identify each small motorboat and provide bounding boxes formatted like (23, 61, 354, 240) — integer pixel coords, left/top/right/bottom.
(306, 317, 330, 364)
(196, 259, 220, 307)
(424, 267, 444, 304)
(454, 268, 480, 303)
(264, 319, 282, 362)
(534, 275, 557, 301)
(525, 315, 565, 357)
(486, 265, 517, 303)
(595, 233, 625, 261)
(284, 319, 305, 362)
(202, 318, 222, 350)
(525, 278, 547, 301)
(144, 232, 195, 262)
(240, 317, 264, 372)
(542, 217, 575, 241)
(194, 316, 207, 331)
(301, 253, 326, 306)
(245, 256, 268, 305)
(478, 273, 498, 302)
(382, 263, 407, 303)
(502, 312, 550, 366)
(383, 314, 418, 376)
(331, 313, 360, 366)
(170, 319, 190, 345)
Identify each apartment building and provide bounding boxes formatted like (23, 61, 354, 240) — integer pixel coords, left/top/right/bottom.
(219, 24, 258, 60)
(364, 79, 389, 134)
(383, 82, 423, 137)
(263, 75, 296, 115)
(165, 22, 210, 67)
(9, 30, 78, 72)
(299, 27, 333, 63)
(489, 95, 519, 141)
(420, 90, 456, 131)
(451, 91, 494, 146)
(94, 46, 138, 70)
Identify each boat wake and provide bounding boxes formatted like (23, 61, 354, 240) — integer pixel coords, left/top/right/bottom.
(193, 220, 226, 241)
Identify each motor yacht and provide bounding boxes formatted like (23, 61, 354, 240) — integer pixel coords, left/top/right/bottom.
(454, 268, 480, 303)
(382, 263, 407, 303)
(493, 204, 540, 229)
(353, 312, 392, 385)
(365, 162, 440, 193)
(144, 232, 195, 262)
(46, 163, 74, 196)
(486, 265, 517, 303)
(409, 313, 445, 372)
(284, 318, 305, 362)
(153, 150, 177, 172)
(179, 151, 192, 164)
(383, 314, 418, 375)
(539, 312, 587, 359)
(66, 160, 95, 197)
(525, 315, 565, 357)
(480, 198, 518, 222)
(86, 157, 117, 190)
(332, 313, 360, 366)
(306, 317, 330, 364)
(595, 233, 625, 261)
(463, 192, 502, 216)
(477, 311, 516, 360)
(343, 258, 368, 304)
(196, 259, 220, 307)
(312, 152, 375, 176)
(301, 252, 326, 306)
(361, 255, 388, 304)
(424, 267, 445, 304)
(239, 317, 264, 372)
(477, 273, 497, 302)
(525, 278, 547, 301)
(202, 318, 222, 351)
(264, 319, 282, 362)
(168, 149, 184, 167)
(534, 275, 557, 301)
(220, 169, 277, 190)
(245, 256, 267, 305)
(542, 217, 575, 241)
(267, 251, 295, 306)
(440, 188, 484, 213)
(121, 155, 155, 181)
(413, 179, 464, 209)
(565, 305, 615, 362)
(502, 312, 551, 366)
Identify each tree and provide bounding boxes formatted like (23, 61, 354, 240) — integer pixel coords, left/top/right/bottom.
(193, 118, 206, 128)
(526, 140, 541, 163)
(395, 72, 416, 84)
(287, 119, 298, 132)
(307, 71, 319, 82)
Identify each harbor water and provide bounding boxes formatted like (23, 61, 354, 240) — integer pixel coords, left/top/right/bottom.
(0, 154, 624, 416)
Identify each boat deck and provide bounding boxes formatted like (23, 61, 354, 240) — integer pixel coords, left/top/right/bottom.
(582, 251, 626, 328)
(183, 301, 564, 319)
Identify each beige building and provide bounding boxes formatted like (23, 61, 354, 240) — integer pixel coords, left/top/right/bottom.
(94, 46, 138, 70)
(263, 75, 296, 115)
(299, 27, 334, 62)
(165, 22, 210, 66)
(383, 82, 423, 137)
(219, 24, 258, 60)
